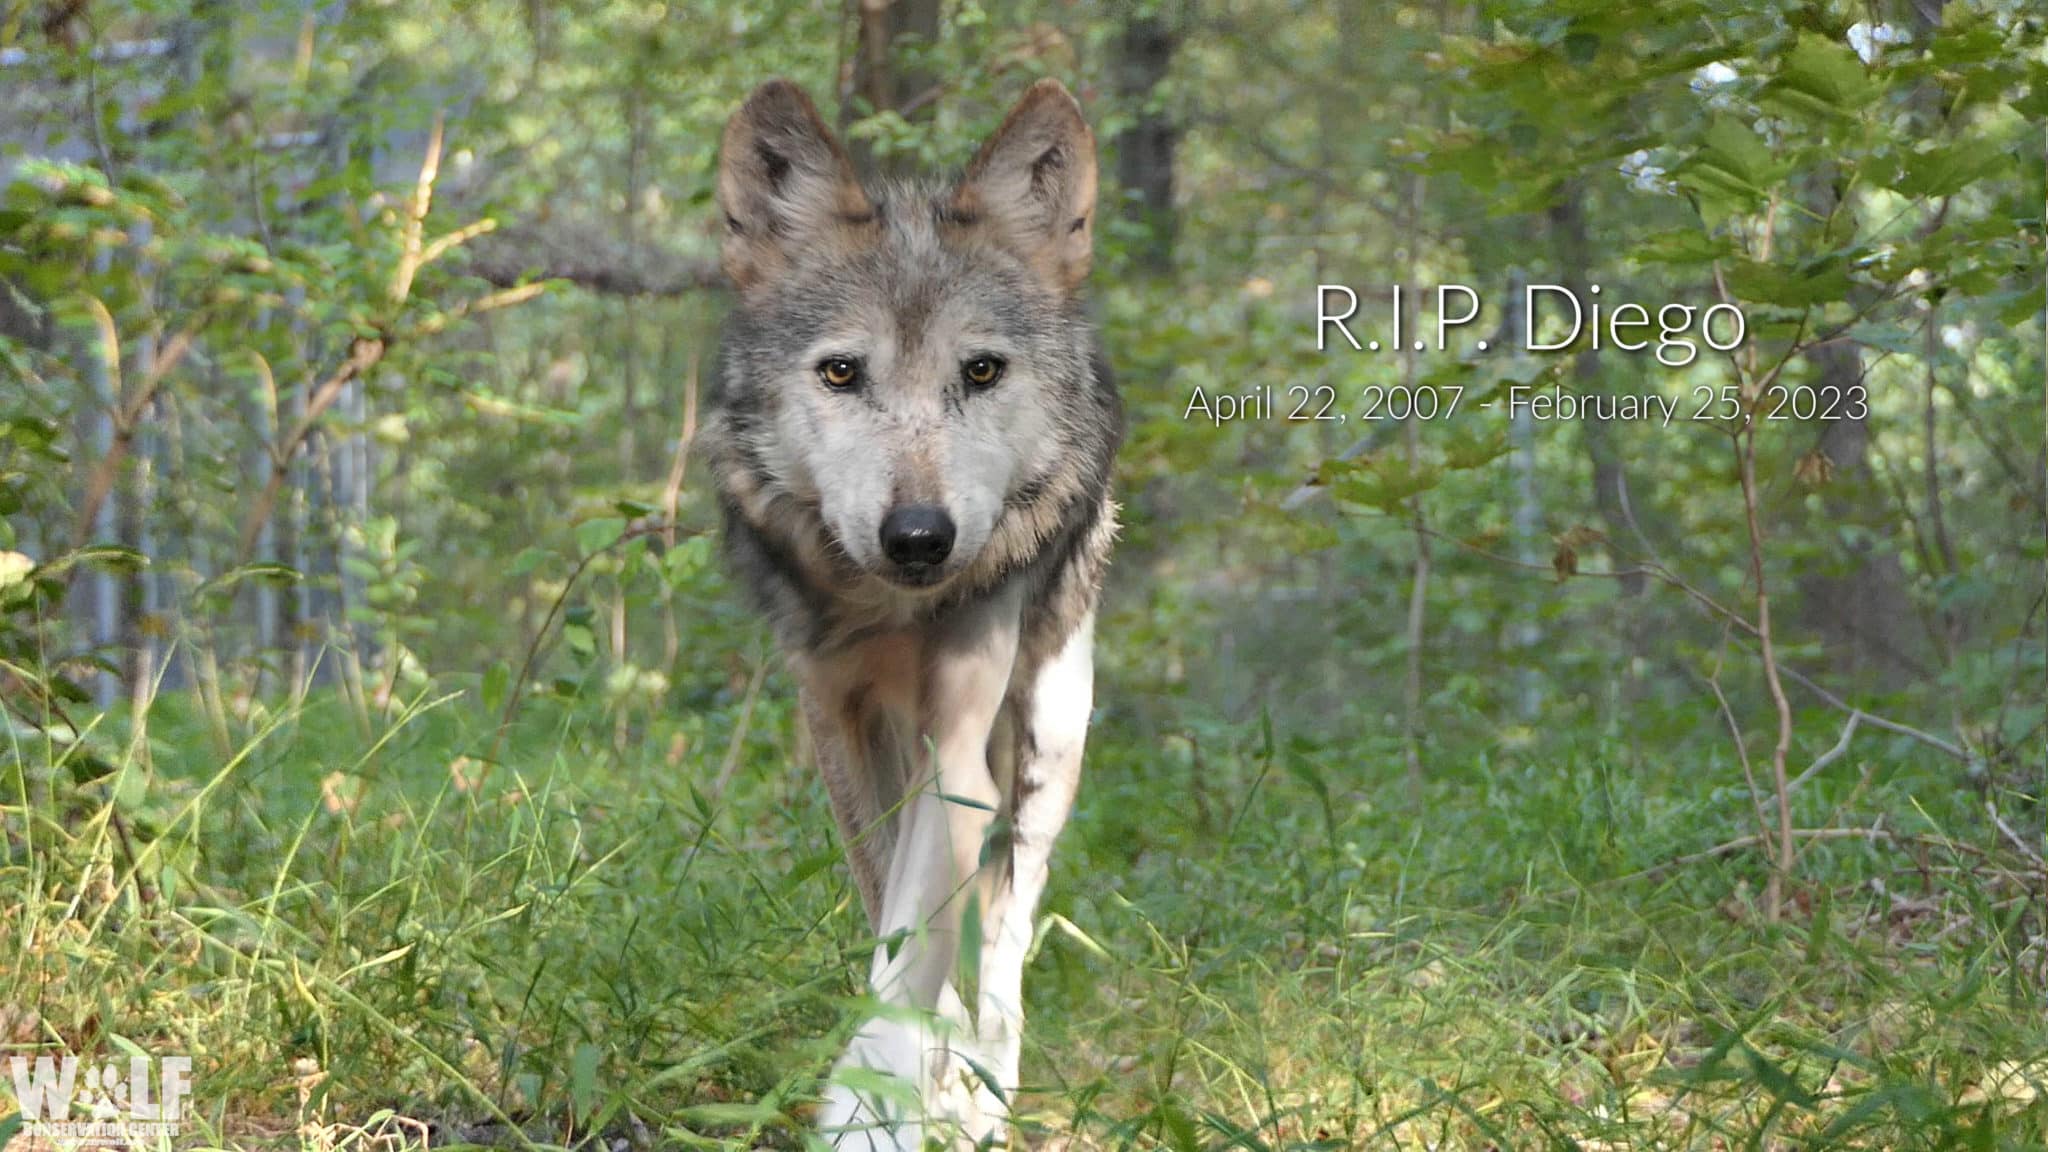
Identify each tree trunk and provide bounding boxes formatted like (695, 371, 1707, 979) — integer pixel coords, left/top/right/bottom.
(1115, 14, 1177, 274)
(846, 0, 940, 177)
(1546, 186, 1646, 598)
(1791, 340, 1925, 688)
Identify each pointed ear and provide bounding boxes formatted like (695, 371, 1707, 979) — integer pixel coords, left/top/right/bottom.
(717, 79, 874, 291)
(952, 79, 1098, 292)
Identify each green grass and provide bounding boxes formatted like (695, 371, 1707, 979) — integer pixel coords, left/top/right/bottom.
(2, 675, 2043, 1151)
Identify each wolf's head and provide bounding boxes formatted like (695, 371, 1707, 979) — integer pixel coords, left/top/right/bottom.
(712, 78, 1103, 594)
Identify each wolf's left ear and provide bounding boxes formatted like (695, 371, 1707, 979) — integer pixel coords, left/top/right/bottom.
(953, 79, 1098, 292)
(718, 79, 873, 291)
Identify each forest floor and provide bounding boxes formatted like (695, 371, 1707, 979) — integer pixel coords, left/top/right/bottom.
(2, 684, 2044, 1151)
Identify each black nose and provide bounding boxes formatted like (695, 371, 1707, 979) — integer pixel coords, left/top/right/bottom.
(879, 505, 956, 568)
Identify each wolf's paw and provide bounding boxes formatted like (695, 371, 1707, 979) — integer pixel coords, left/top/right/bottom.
(817, 1015, 929, 1152)
(818, 1009, 1013, 1152)
(928, 1055, 1009, 1149)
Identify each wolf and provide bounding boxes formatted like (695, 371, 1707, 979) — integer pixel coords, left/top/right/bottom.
(704, 78, 1122, 1148)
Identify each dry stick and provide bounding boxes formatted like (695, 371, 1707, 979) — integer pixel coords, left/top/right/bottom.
(711, 655, 771, 797)
(1734, 362, 1798, 923)
(1701, 620, 1776, 857)
(1987, 800, 2047, 872)
(233, 336, 386, 565)
(68, 304, 205, 553)
(1621, 825, 1990, 884)
(1770, 660, 1967, 762)
(390, 113, 444, 308)
(1783, 710, 1861, 800)
(661, 362, 700, 550)
(1708, 252, 1827, 919)
(659, 362, 701, 673)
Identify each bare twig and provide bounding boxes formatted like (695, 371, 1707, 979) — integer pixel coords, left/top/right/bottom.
(1770, 662, 1968, 762)
(68, 304, 206, 553)
(1698, 622, 1775, 855)
(462, 222, 723, 298)
(661, 362, 701, 550)
(234, 336, 385, 565)
(1987, 800, 2047, 872)
(389, 113, 445, 307)
(1622, 823, 1992, 884)
(1784, 711, 1861, 799)
(711, 655, 771, 796)
(1715, 240, 1800, 921)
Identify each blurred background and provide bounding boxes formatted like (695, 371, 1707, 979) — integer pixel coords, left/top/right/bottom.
(1, 1, 2043, 1147)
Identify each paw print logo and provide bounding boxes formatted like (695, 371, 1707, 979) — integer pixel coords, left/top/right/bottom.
(104, 1062, 131, 1107)
(81, 1063, 129, 1119)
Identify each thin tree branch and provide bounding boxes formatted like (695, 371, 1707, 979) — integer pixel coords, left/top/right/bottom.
(234, 335, 385, 565)
(1784, 711, 1860, 799)
(1987, 800, 2046, 872)
(462, 222, 724, 298)
(69, 304, 205, 554)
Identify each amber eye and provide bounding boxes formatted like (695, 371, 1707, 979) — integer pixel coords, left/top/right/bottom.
(818, 357, 862, 391)
(962, 356, 1005, 389)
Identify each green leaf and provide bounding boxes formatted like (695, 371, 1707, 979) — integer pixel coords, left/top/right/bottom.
(1723, 255, 1852, 308)
(1331, 454, 1442, 514)
(507, 546, 551, 578)
(1768, 32, 1875, 115)
(1697, 116, 1777, 191)
(48, 543, 150, 576)
(481, 662, 510, 717)
(1843, 322, 1919, 356)
(1676, 116, 1782, 217)
(1632, 228, 1737, 266)
(1443, 425, 1512, 471)
(780, 847, 839, 896)
(1744, 1043, 1817, 1107)
(1895, 136, 2008, 198)
(569, 1042, 600, 1124)
(575, 517, 626, 557)
(563, 622, 595, 658)
(672, 1100, 782, 1127)
(194, 563, 303, 603)
(957, 891, 982, 1005)
(1159, 1097, 1204, 1152)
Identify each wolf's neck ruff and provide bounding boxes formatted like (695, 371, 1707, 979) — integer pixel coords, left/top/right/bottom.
(704, 77, 1121, 1149)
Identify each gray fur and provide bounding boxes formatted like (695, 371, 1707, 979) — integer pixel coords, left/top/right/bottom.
(703, 78, 1121, 1147)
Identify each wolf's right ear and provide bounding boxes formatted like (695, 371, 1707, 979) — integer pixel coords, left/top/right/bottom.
(953, 79, 1098, 293)
(718, 80, 873, 291)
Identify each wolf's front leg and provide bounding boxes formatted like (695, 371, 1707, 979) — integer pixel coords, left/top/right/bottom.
(975, 611, 1094, 1100)
(821, 590, 1022, 1149)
